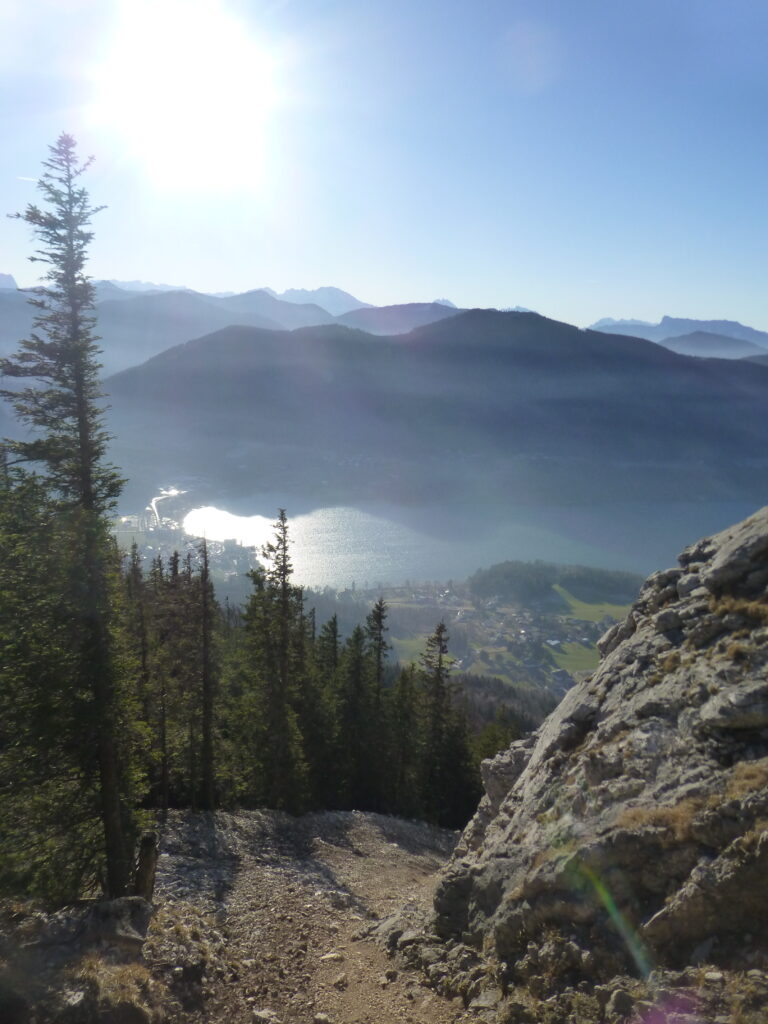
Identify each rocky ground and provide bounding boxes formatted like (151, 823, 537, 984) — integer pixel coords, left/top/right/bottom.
(0, 809, 473, 1024)
(3, 807, 768, 1023)
(4, 807, 768, 1024)
(5, 509, 768, 1024)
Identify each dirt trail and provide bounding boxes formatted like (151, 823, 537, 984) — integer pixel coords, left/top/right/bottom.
(145, 810, 472, 1024)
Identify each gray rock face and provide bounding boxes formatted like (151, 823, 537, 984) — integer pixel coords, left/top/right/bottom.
(434, 506, 768, 980)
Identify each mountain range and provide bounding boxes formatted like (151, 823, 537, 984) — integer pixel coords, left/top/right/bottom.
(102, 309, 768, 568)
(591, 314, 768, 356)
(0, 283, 461, 375)
(3, 279, 767, 570)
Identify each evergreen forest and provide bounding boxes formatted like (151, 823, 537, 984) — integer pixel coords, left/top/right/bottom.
(0, 135, 509, 906)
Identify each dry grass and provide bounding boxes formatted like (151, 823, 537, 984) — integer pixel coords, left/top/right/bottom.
(710, 595, 768, 625)
(615, 797, 706, 842)
(74, 953, 154, 1007)
(727, 642, 750, 663)
(725, 757, 768, 800)
(661, 651, 681, 673)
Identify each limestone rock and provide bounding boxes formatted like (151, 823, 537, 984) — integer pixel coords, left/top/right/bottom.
(433, 507, 768, 984)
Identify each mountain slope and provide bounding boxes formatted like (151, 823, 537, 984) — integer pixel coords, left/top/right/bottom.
(0, 286, 343, 375)
(658, 330, 767, 359)
(274, 286, 371, 315)
(95, 290, 284, 374)
(591, 314, 768, 349)
(105, 310, 768, 539)
(206, 289, 337, 329)
(336, 302, 462, 334)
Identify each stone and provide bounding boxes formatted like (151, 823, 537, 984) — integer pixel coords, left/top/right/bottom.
(432, 507, 768, 984)
(86, 897, 154, 951)
(397, 930, 423, 949)
(606, 988, 634, 1017)
(677, 573, 702, 598)
(469, 987, 504, 1009)
(654, 608, 682, 633)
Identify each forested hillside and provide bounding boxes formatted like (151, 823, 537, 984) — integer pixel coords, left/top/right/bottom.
(104, 309, 768, 532)
(0, 138, 488, 906)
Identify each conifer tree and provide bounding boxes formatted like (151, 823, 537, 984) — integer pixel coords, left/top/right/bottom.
(0, 134, 138, 896)
(365, 598, 390, 711)
(242, 512, 308, 810)
(335, 625, 374, 808)
(386, 664, 422, 818)
(419, 621, 451, 822)
(415, 622, 481, 826)
(364, 597, 390, 808)
(199, 539, 217, 811)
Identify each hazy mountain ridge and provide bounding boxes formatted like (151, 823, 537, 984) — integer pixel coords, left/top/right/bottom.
(658, 330, 767, 360)
(591, 314, 768, 354)
(0, 285, 456, 375)
(104, 310, 768, 567)
(273, 286, 372, 315)
(336, 301, 463, 334)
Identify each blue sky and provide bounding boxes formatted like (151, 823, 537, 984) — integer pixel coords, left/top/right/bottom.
(1, 0, 767, 328)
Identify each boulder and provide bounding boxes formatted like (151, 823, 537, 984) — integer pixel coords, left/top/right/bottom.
(433, 507, 768, 983)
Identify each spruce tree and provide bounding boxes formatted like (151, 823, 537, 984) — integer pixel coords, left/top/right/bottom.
(419, 621, 451, 822)
(386, 664, 422, 818)
(417, 622, 479, 827)
(0, 134, 137, 896)
(242, 511, 308, 810)
(364, 597, 390, 808)
(199, 539, 217, 811)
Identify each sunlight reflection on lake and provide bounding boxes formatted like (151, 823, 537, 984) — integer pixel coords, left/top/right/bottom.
(182, 505, 607, 589)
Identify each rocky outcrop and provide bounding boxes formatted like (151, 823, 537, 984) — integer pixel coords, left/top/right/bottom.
(434, 507, 768, 985)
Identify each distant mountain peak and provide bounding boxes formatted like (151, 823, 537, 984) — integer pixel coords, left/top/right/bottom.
(590, 314, 768, 355)
(106, 279, 190, 293)
(433, 298, 457, 308)
(0, 273, 18, 290)
(272, 286, 372, 317)
(590, 317, 655, 329)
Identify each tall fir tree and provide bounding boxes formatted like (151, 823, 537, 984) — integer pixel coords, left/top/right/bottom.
(0, 134, 139, 896)
(364, 597, 390, 808)
(198, 539, 218, 811)
(241, 511, 308, 811)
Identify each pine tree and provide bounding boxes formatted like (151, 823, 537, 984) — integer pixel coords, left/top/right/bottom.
(0, 134, 138, 897)
(386, 664, 422, 818)
(335, 625, 374, 808)
(199, 539, 217, 811)
(241, 512, 308, 811)
(365, 598, 390, 711)
(419, 621, 451, 822)
(417, 622, 479, 827)
(364, 597, 390, 808)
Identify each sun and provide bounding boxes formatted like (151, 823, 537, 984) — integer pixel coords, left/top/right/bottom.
(90, 0, 280, 191)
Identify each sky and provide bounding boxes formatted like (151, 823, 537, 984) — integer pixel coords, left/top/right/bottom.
(1, 0, 768, 329)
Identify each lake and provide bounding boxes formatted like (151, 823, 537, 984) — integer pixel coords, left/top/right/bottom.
(182, 500, 757, 589)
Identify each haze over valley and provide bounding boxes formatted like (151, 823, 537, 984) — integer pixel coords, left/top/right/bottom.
(4, 273, 766, 581)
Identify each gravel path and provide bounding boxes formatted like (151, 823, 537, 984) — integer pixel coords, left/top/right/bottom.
(144, 809, 473, 1024)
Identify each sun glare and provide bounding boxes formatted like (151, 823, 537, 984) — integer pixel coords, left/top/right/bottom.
(90, 0, 279, 190)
